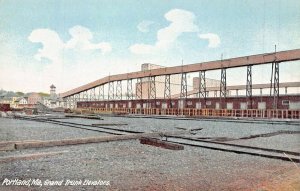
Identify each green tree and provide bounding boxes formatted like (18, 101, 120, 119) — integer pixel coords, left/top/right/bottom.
(16, 92, 24, 96)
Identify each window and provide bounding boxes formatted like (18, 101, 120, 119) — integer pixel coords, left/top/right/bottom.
(206, 101, 211, 105)
(143, 103, 148, 108)
(162, 102, 167, 109)
(215, 102, 220, 109)
(240, 102, 247, 110)
(258, 102, 266, 110)
(227, 103, 233, 109)
(178, 100, 184, 109)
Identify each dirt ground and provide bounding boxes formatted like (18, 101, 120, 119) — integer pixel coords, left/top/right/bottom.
(255, 168, 300, 191)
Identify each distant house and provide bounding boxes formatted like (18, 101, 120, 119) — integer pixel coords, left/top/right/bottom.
(18, 97, 28, 105)
(28, 93, 42, 105)
(43, 99, 51, 108)
(15, 97, 29, 108)
(10, 97, 19, 108)
(0, 97, 20, 108)
(0, 97, 12, 105)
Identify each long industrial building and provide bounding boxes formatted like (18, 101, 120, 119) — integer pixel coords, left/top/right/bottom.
(60, 49, 300, 119)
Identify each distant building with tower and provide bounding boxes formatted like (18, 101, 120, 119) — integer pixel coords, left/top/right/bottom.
(43, 84, 63, 108)
(50, 84, 57, 99)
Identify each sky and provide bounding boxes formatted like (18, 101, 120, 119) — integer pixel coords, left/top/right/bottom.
(0, 0, 300, 94)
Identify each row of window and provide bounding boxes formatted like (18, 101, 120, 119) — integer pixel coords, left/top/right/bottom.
(79, 100, 291, 109)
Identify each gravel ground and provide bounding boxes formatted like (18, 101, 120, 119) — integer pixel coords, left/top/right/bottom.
(228, 134, 300, 152)
(0, 116, 299, 190)
(1, 116, 299, 152)
(0, 118, 107, 142)
(57, 116, 300, 138)
(0, 140, 297, 191)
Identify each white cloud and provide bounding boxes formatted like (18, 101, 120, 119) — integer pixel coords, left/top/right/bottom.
(28, 29, 64, 62)
(137, 20, 155, 33)
(198, 33, 220, 48)
(65, 25, 112, 53)
(92, 42, 112, 54)
(130, 9, 199, 54)
(157, 9, 199, 47)
(10, 25, 113, 92)
(28, 25, 112, 63)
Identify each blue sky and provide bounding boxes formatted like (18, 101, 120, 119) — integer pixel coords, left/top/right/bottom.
(0, 0, 299, 93)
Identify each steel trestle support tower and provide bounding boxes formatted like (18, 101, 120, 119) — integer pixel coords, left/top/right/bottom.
(164, 74, 171, 99)
(108, 81, 114, 100)
(198, 71, 206, 108)
(136, 78, 142, 100)
(246, 65, 253, 109)
(98, 85, 104, 100)
(180, 72, 187, 108)
(270, 62, 280, 109)
(126, 79, 134, 100)
(115, 81, 122, 100)
(220, 68, 227, 108)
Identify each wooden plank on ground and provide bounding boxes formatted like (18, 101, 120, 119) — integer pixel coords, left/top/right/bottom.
(4, 130, 189, 150)
(140, 137, 184, 150)
(0, 142, 15, 151)
(92, 123, 128, 126)
(65, 114, 103, 120)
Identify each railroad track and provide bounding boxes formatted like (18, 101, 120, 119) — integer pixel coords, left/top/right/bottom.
(166, 136, 300, 163)
(14, 116, 124, 135)
(116, 114, 300, 126)
(13, 115, 300, 163)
